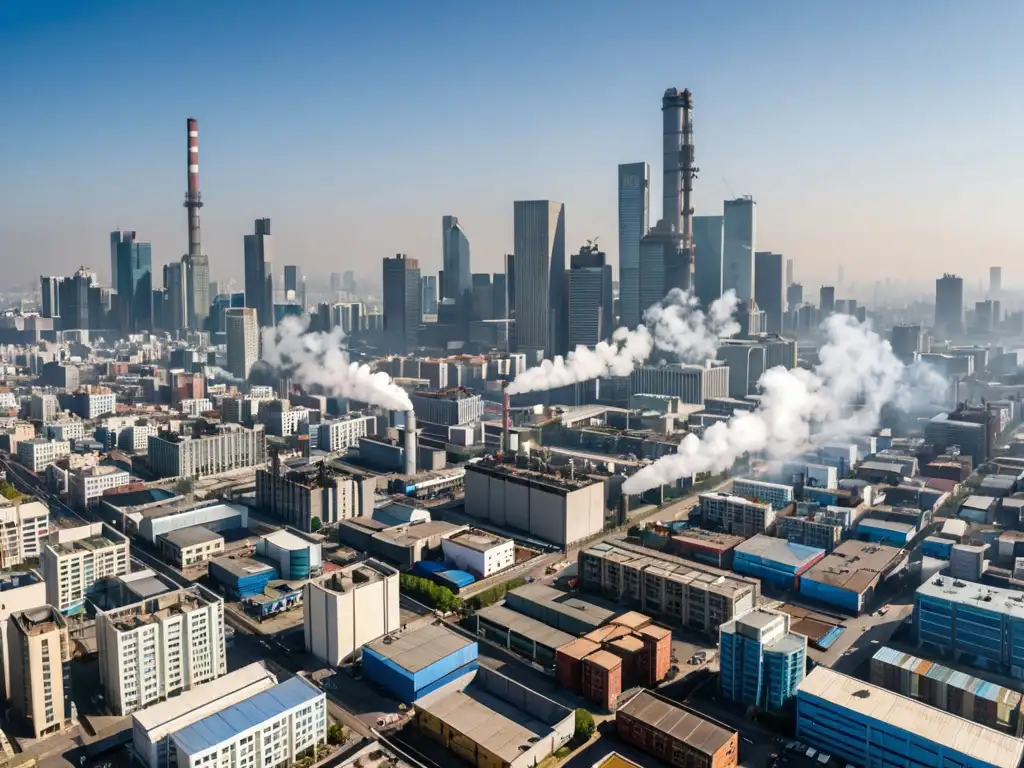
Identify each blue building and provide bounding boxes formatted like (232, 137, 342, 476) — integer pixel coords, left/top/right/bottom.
(208, 557, 279, 600)
(362, 623, 478, 703)
(855, 518, 915, 546)
(796, 666, 1023, 768)
(719, 608, 806, 711)
(732, 535, 825, 590)
(114, 230, 153, 333)
(921, 536, 953, 559)
(914, 577, 1024, 679)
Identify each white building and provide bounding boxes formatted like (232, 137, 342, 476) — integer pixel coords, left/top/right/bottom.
(28, 394, 59, 422)
(0, 392, 17, 410)
(0, 570, 47, 702)
(171, 677, 326, 768)
(74, 391, 117, 419)
(0, 499, 49, 566)
(158, 527, 225, 569)
(8, 605, 74, 739)
(317, 415, 375, 452)
(132, 663, 278, 768)
(441, 529, 515, 578)
(225, 307, 259, 381)
(732, 478, 794, 511)
(136, 502, 248, 545)
(723, 196, 756, 301)
(68, 465, 131, 509)
(256, 529, 323, 580)
(147, 424, 266, 479)
(266, 406, 316, 437)
(42, 522, 130, 615)
(179, 399, 214, 417)
(97, 585, 227, 716)
(303, 559, 400, 666)
(45, 420, 86, 443)
(631, 362, 729, 405)
(118, 423, 159, 452)
(16, 438, 70, 473)
(249, 386, 275, 400)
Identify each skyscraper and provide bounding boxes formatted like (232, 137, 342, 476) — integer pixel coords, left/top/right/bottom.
(330, 272, 342, 297)
(513, 200, 566, 360)
(110, 230, 124, 289)
(284, 265, 299, 300)
(693, 215, 724, 308)
(163, 260, 189, 332)
(441, 215, 471, 301)
(244, 218, 274, 328)
(421, 275, 438, 316)
(785, 258, 794, 287)
(568, 245, 612, 348)
(57, 269, 93, 330)
(382, 254, 421, 354)
(617, 162, 650, 329)
(40, 276, 61, 319)
(723, 197, 756, 301)
(184, 254, 209, 330)
(341, 270, 356, 295)
(225, 307, 259, 380)
(990, 266, 1002, 296)
(114, 231, 153, 333)
(819, 285, 835, 316)
(754, 252, 785, 334)
(935, 274, 965, 337)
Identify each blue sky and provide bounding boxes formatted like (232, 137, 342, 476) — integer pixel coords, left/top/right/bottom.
(1, 0, 1021, 292)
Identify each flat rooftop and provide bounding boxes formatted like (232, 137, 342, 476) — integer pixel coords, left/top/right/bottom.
(857, 518, 915, 534)
(798, 666, 1024, 768)
(618, 691, 734, 758)
(467, 460, 603, 494)
(106, 587, 216, 631)
(314, 559, 396, 594)
(801, 540, 906, 593)
(477, 604, 575, 651)
(364, 623, 474, 673)
(0, 570, 40, 591)
(507, 583, 619, 630)
(446, 529, 511, 553)
(699, 491, 772, 510)
(261, 529, 315, 550)
(210, 556, 277, 580)
(734, 534, 825, 567)
(373, 520, 464, 547)
(416, 686, 552, 764)
(585, 649, 622, 670)
(671, 528, 745, 552)
(917, 577, 1024, 619)
(161, 526, 224, 548)
(13, 605, 66, 636)
(101, 488, 179, 509)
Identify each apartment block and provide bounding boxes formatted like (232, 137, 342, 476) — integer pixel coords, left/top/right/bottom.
(719, 608, 807, 711)
(68, 465, 131, 509)
(698, 492, 776, 537)
(8, 606, 74, 739)
(42, 522, 130, 615)
(147, 424, 266, 479)
(16, 438, 70, 473)
(731, 478, 794, 510)
(0, 570, 47, 703)
(0, 499, 49, 566)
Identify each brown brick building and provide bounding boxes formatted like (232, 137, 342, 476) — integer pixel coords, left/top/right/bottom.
(617, 691, 738, 768)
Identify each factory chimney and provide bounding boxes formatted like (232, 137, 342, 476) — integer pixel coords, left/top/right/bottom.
(184, 118, 203, 261)
(502, 385, 511, 457)
(403, 411, 417, 475)
(661, 88, 697, 245)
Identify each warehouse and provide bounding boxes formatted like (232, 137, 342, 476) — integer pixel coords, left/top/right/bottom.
(370, 521, 466, 570)
(503, 582, 618, 636)
(854, 517, 916, 546)
(869, 646, 1024, 736)
(799, 540, 907, 614)
(474, 604, 574, 668)
(362, 623, 478, 703)
(463, 459, 605, 547)
(255, 529, 323, 580)
(134, 501, 248, 545)
(732, 535, 825, 590)
(416, 666, 574, 768)
(207, 556, 278, 600)
(616, 691, 738, 768)
(796, 666, 1024, 768)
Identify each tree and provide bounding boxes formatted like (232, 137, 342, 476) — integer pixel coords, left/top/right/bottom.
(326, 723, 345, 744)
(574, 708, 595, 743)
(0, 481, 20, 500)
(310, 517, 322, 532)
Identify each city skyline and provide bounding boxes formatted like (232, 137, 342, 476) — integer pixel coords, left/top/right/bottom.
(2, 1, 1021, 289)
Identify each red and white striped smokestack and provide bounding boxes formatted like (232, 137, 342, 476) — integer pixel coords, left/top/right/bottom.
(184, 117, 203, 261)
(187, 118, 199, 197)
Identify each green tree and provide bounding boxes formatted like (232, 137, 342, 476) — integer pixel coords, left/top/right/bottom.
(399, 573, 462, 613)
(309, 517, 322, 532)
(574, 708, 595, 743)
(0, 481, 20, 500)
(326, 723, 345, 744)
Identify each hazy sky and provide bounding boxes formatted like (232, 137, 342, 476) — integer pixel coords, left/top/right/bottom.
(2, 0, 1021, 292)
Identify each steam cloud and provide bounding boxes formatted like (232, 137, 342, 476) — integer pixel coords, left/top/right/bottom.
(205, 366, 244, 384)
(261, 315, 414, 411)
(622, 314, 947, 495)
(506, 289, 739, 396)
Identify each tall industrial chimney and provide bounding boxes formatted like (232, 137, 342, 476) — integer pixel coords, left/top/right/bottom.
(662, 88, 697, 246)
(404, 411, 417, 475)
(184, 118, 203, 261)
(502, 386, 511, 456)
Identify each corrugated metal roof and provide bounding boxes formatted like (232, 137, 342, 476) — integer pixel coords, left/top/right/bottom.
(172, 677, 322, 757)
(872, 647, 1022, 707)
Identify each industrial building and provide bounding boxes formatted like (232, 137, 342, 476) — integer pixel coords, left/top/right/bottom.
(440, 529, 515, 578)
(7, 605, 74, 739)
(157, 527, 224, 569)
(131, 501, 247, 544)
(410, 389, 485, 426)
(463, 460, 605, 547)
(914, 577, 1024, 679)
(416, 666, 574, 768)
(132, 663, 278, 768)
(208, 556, 278, 600)
(796, 666, 1024, 768)
(870, 646, 1023, 736)
(579, 540, 758, 635)
(255, 529, 323, 580)
(799, 540, 907, 614)
(362, 623, 478, 703)
(778, 512, 843, 552)
(719, 608, 807, 711)
(630, 363, 729, 405)
(303, 559, 400, 666)
(147, 424, 266, 479)
(367, 520, 466, 571)
(503, 582, 618, 636)
(667, 528, 745, 569)
(731, 478, 794, 511)
(856, 518, 916, 546)
(475, 604, 575, 668)
(97, 585, 227, 716)
(42, 522, 130, 614)
(616, 690, 738, 768)
(170, 677, 326, 768)
(732, 535, 826, 591)
(255, 462, 375, 531)
(698, 492, 776, 537)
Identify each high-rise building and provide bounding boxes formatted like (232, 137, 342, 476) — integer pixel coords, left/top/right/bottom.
(382, 254, 421, 354)
(442, 215, 471, 301)
(110, 230, 123, 289)
(568, 245, 613, 348)
(284, 265, 299, 300)
(639, 226, 693, 314)
(990, 266, 1002, 296)
(40, 276, 61, 319)
(244, 218, 274, 328)
(341, 270, 356, 294)
(890, 324, 925, 364)
(693, 215, 724, 309)
(719, 607, 807, 712)
(935, 273, 965, 337)
(819, 285, 835, 316)
(42, 522, 130, 615)
(723, 197, 756, 301)
(225, 307, 259, 381)
(330, 271, 342, 296)
(785, 258, 794, 287)
(163, 260, 189, 332)
(8, 606, 73, 738)
(786, 283, 803, 310)
(505, 254, 516, 317)
(754, 252, 785, 334)
(617, 162, 651, 329)
(183, 253, 209, 331)
(114, 230, 153, 333)
(421, 274, 438, 315)
(513, 200, 566, 360)
(471, 273, 494, 320)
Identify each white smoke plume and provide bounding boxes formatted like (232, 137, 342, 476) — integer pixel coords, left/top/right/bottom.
(622, 314, 944, 495)
(261, 315, 414, 411)
(506, 289, 739, 395)
(205, 366, 244, 384)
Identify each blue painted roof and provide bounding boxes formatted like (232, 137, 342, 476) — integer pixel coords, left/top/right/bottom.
(172, 677, 321, 756)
